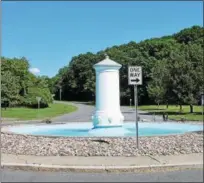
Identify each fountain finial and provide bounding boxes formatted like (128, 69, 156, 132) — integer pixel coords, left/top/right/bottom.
(104, 53, 109, 59)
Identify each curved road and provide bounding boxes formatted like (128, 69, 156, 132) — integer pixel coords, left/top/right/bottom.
(1, 168, 203, 182)
(52, 101, 164, 122)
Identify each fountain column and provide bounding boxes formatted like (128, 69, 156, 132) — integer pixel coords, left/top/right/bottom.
(92, 54, 124, 128)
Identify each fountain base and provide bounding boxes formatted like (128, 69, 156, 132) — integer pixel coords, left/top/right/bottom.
(88, 126, 130, 137)
(92, 110, 124, 128)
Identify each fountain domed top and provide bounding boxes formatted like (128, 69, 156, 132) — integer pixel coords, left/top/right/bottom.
(94, 54, 122, 68)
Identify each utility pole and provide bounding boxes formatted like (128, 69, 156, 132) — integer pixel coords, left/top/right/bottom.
(130, 98, 132, 107)
(36, 96, 41, 119)
(59, 86, 62, 101)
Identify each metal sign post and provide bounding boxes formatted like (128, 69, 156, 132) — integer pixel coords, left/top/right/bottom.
(128, 66, 142, 149)
(134, 85, 139, 148)
(36, 97, 41, 109)
(59, 86, 62, 101)
(36, 96, 42, 119)
(130, 98, 132, 107)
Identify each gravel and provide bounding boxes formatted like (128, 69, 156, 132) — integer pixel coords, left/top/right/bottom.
(1, 132, 203, 156)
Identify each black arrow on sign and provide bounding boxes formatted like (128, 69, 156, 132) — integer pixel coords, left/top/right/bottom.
(131, 78, 140, 83)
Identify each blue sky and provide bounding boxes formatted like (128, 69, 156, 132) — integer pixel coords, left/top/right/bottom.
(2, 1, 203, 77)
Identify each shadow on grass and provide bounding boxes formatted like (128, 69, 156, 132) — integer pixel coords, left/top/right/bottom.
(141, 111, 203, 116)
(123, 111, 135, 114)
(139, 108, 166, 111)
(191, 112, 203, 115)
(85, 102, 95, 106)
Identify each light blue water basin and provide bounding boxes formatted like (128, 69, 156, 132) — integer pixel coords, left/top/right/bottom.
(7, 122, 203, 137)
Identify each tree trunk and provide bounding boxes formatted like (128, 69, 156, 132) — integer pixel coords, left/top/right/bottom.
(166, 103, 168, 109)
(179, 105, 182, 114)
(190, 104, 193, 113)
(24, 87, 26, 95)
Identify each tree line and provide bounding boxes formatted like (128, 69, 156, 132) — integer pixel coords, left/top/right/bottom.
(1, 25, 203, 112)
(1, 57, 53, 108)
(51, 25, 203, 112)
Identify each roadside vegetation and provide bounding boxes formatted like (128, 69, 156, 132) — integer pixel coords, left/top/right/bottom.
(138, 105, 203, 121)
(51, 26, 203, 114)
(1, 103, 77, 120)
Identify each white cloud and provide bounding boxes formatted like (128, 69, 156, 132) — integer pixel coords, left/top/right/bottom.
(29, 67, 40, 75)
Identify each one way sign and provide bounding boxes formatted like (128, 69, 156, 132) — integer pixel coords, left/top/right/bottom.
(128, 66, 142, 85)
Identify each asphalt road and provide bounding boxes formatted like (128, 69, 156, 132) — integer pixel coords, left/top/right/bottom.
(52, 101, 165, 122)
(1, 168, 203, 182)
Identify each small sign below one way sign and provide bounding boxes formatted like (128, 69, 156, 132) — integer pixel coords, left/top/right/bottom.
(128, 66, 142, 85)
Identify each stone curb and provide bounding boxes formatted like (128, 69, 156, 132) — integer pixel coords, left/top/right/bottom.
(1, 163, 203, 173)
(1, 120, 43, 126)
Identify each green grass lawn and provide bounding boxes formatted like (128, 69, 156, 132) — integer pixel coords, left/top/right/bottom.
(137, 105, 203, 121)
(1, 103, 77, 120)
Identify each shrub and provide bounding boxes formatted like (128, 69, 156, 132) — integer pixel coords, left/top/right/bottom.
(23, 87, 53, 108)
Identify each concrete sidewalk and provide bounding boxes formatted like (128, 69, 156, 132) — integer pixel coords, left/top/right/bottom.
(1, 153, 203, 173)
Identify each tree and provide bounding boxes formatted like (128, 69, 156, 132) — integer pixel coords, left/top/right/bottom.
(147, 60, 168, 108)
(173, 25, 203, 44)
(1, 56, 53, 108)
(165, 46, 196, 113)
(1, 70, 21, 106)
(51, 25, 204, 106)
(183, 44, 204, 112)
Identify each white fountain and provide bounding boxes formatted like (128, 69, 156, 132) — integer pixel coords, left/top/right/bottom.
(89, 54, 129, 136)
